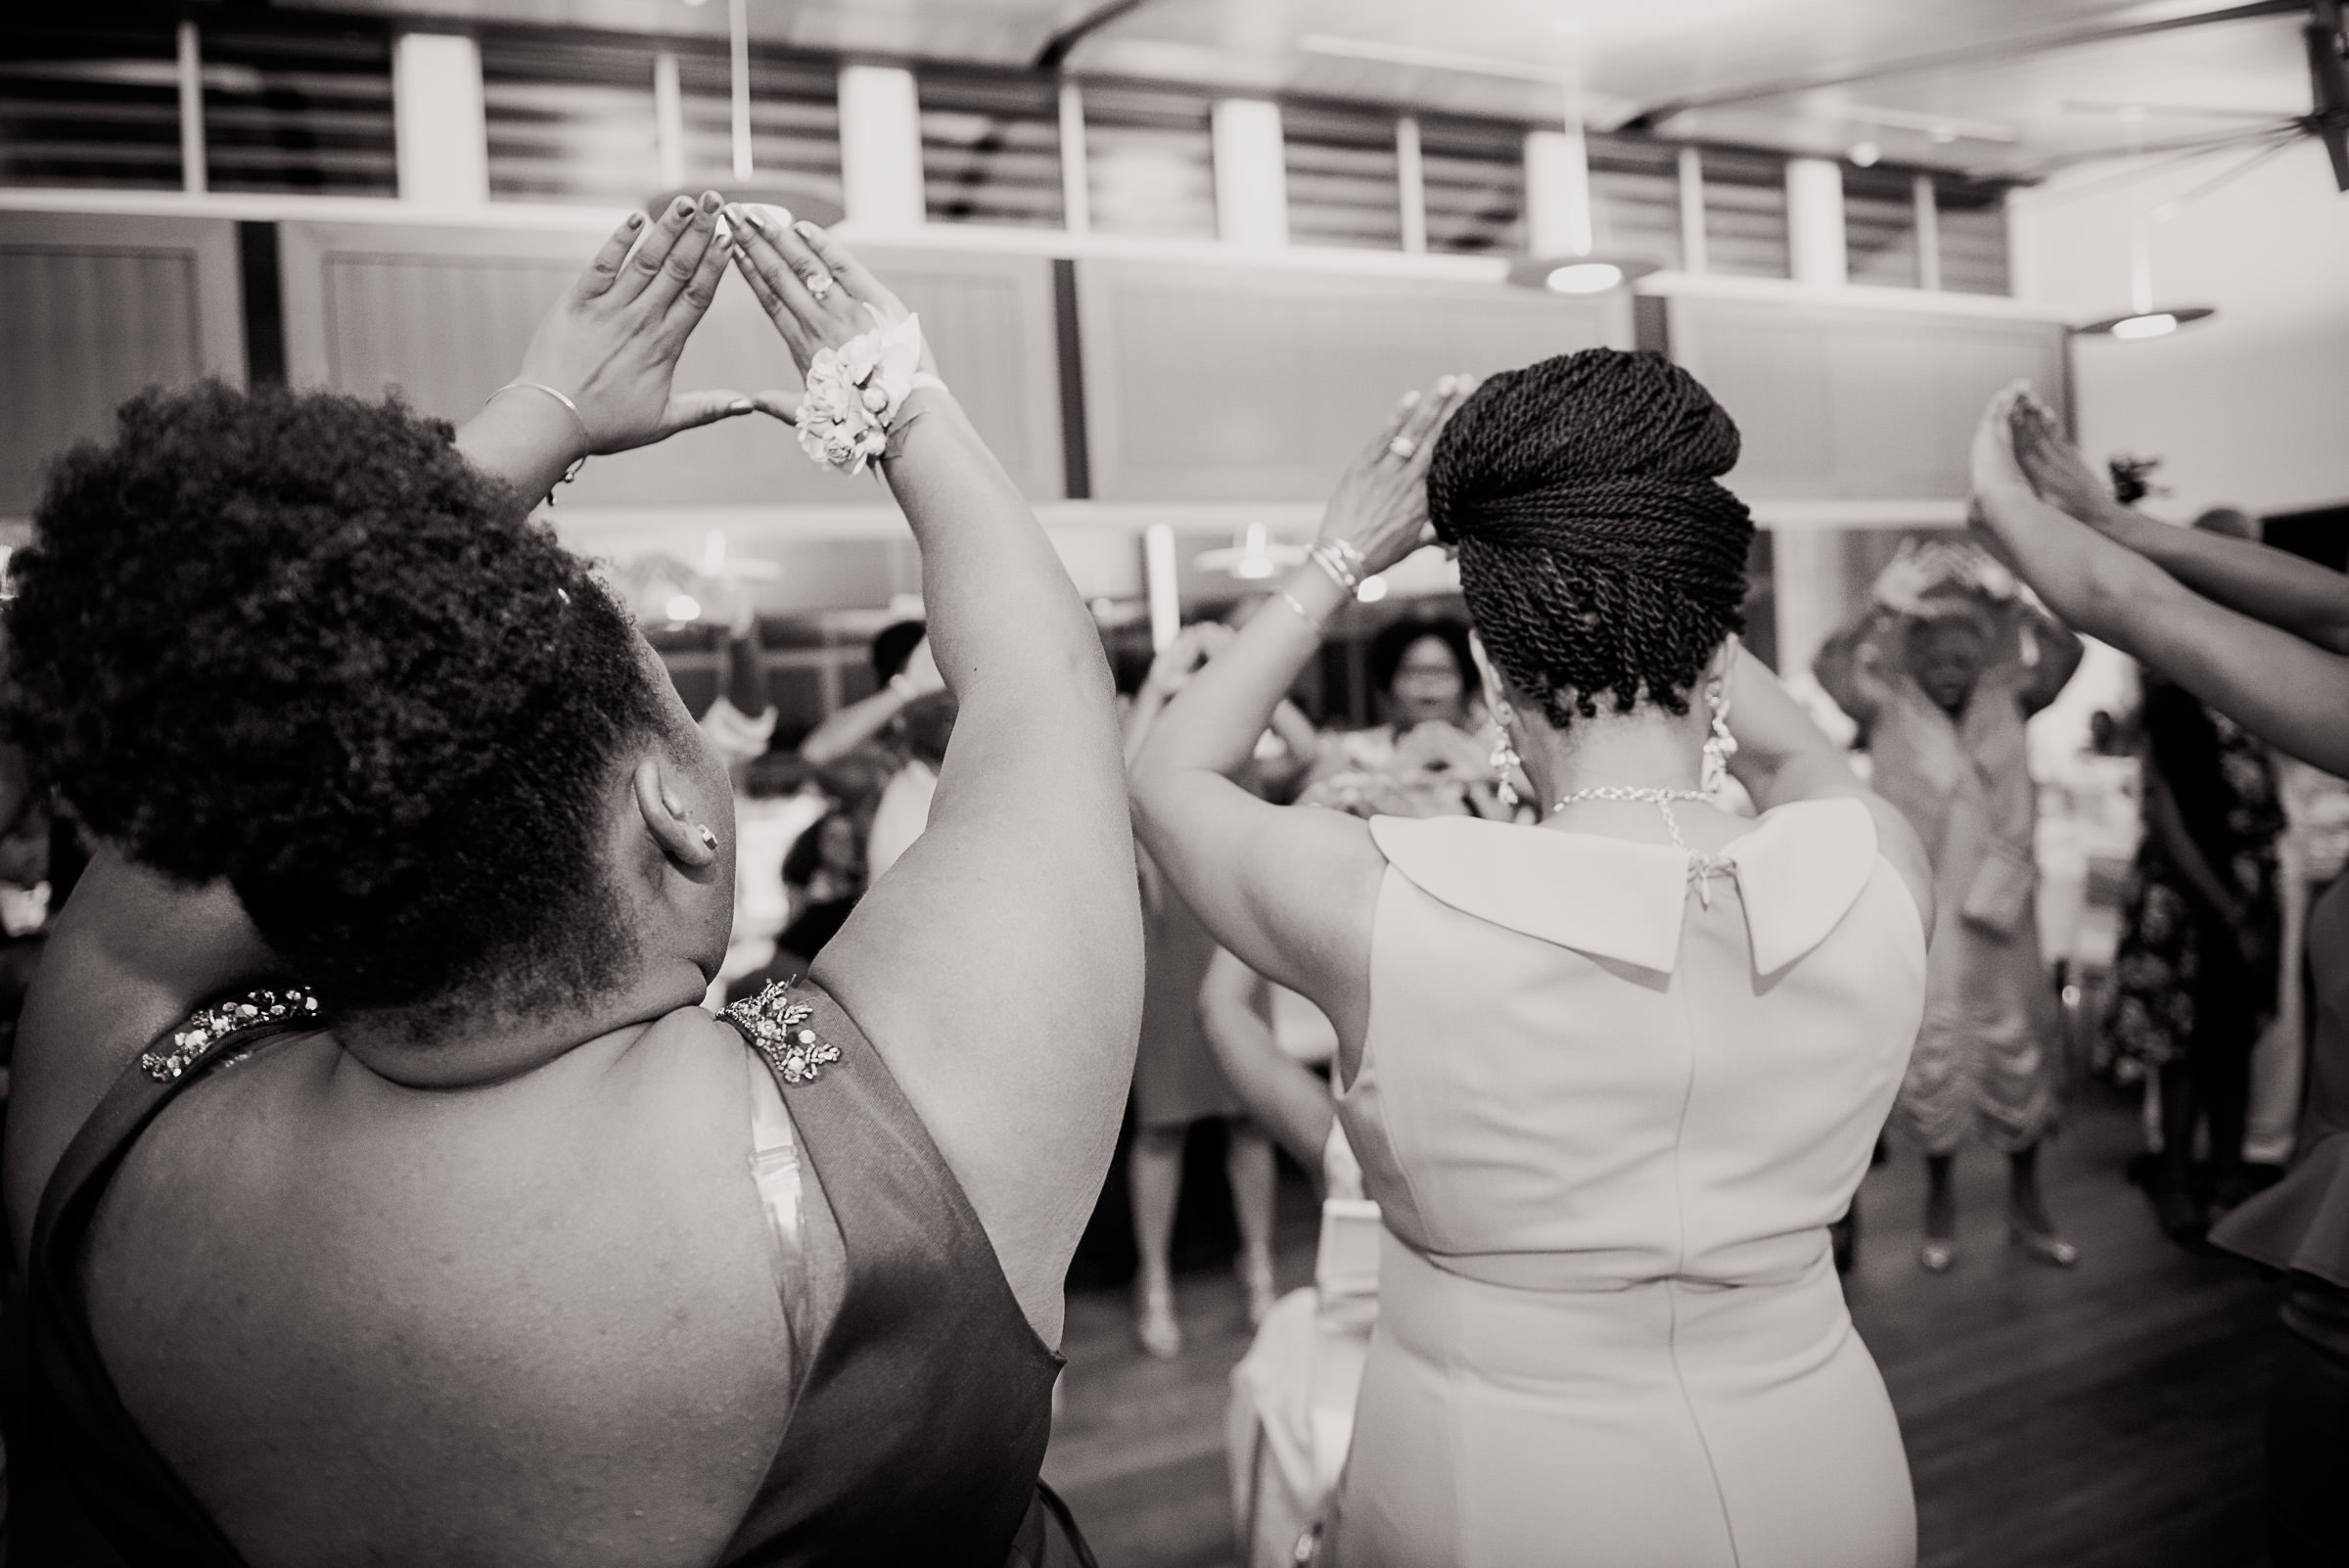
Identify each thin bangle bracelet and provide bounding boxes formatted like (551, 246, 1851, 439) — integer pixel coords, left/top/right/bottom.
(1278, 587, 1329, 635)
(487, 381, 593, 487)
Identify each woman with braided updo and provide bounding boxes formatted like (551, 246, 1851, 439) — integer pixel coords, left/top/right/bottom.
(1132, 348, 1933, 1567)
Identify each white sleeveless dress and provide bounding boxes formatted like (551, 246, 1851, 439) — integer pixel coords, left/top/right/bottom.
(1327, 798, 1926, 1568)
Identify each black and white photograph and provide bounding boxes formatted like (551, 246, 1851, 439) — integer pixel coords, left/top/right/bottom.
(1, 1, 2346, 1563)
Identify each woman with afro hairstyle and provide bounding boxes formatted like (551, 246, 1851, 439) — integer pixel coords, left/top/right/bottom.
(3, 191, 1138, 1566)
(1131, 348, 1934, 1567)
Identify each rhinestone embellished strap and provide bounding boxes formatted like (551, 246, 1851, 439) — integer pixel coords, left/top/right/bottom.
(140, 987, 325, 1084)
(723, 979, 843, 1086)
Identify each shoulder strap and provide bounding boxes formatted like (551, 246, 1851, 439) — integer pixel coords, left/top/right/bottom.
(24, 987, 324, 1568)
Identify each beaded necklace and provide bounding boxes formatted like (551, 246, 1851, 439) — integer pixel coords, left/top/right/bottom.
(1551, 785, 1736, 907)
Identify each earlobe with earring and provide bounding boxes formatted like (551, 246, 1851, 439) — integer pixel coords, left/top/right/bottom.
(1702, 642, 1739, 796)
(1489, 701, 1524, 811)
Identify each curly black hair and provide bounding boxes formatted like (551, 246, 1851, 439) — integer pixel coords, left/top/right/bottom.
(1425, 348, 1752, 730)
(2, 382, 670, 1023)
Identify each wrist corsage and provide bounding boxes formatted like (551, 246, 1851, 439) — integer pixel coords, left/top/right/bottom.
(796, 305, 947, 476)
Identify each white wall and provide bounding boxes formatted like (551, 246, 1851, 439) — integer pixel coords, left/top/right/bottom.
(2013, 140, 2349, 519)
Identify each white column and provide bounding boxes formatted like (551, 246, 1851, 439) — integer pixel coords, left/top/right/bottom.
(2003, 186, 2035, 300)
(1524, 127, 1592, 256)
(838, 64, 926, 230)
(1784, 157, 1846, 287)
(727, 0, 752, 180)
(1143, 524, 1180, 652)
(1396, 115, 1427, 254)
(392, 32, 489, 207)
(1913, 173, 1942, 292)
(653, 51, 686, 191)
(176, 22, 207, 195)
(1058, 83, 1091, 233)
(1212, 99, 1288, 248)
(1677, 145, 1707, 273)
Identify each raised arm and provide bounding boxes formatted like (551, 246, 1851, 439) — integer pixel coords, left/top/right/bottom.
(1198, 948, 1335, 1179)
(2015, 599, 2085, 716)
(1725, 647, 1934, 932)
(2011, 394, 2349, 656)
(1813, 604, 1897, 731)
(798, 637, 942, 765)
(726, 211, 1139, 1342)
(454, 192, 750, 501)
(1128, 381, 1471, 1048)
(1971, 385, 2349, 777)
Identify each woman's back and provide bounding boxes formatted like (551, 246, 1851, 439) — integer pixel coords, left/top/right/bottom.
(1327, 799, 1926, 1567)
(1342, 798, 1922, 1287)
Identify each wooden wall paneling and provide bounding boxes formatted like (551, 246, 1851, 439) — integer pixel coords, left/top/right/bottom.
(1075, 259, 1629, 503)
(0, 210, 244, 518)
(1667, 295, 2066, 501)
(275, 221, 1065, 507)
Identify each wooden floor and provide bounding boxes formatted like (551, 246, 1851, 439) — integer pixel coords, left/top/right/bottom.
(1042, 1086, 2281, 1567)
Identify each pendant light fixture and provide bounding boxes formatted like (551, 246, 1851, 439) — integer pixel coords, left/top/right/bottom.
(1502, 21, 1657, 295)
(2075, 109, 2217, 340)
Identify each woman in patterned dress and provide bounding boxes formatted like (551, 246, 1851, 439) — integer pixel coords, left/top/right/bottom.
(2107, 509, 2288, 1241)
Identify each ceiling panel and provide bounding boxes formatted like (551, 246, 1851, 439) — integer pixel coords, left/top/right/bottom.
(293, 0, 2324, 178)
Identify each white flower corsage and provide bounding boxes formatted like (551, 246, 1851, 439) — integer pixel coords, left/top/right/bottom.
(795, 305, 945, 476)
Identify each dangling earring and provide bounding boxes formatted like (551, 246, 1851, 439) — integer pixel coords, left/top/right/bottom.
(1702, 650, 1738, 796)
(1490, 700, 1524, 811)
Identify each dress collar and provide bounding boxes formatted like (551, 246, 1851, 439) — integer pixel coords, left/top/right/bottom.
(1368, 797, 1880, 977)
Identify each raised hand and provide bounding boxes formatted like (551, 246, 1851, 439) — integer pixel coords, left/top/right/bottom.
(1143, 623, 1238, 701)
(1319, 376, 1478, 578)
(2008, 392, 2124, 529)
(723, 208, 937, 401)
(513, 190, 752, 455)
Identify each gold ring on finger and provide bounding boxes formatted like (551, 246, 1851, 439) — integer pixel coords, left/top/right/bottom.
(805, 270, 834, 300)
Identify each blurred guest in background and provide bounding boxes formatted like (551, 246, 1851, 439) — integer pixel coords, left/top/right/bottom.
(866, 687, 956, 881)
(696, 609, 778, 781)
(1121, 623, 1285, 1359)
(2108, 508, 2286, 1244)
(1975, 384, 2349, 1567)
(796, 621, 955, 882)
(1302, 616, 1512, 819)
(724, 802, 869, 1005)
(796, 617, 935, 766)
(1817, 539, 2084, 1272)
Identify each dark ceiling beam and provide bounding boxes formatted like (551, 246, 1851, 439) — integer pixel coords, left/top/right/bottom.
(1034, 0, 1153, 71)
(1620, 0, 2310, 130)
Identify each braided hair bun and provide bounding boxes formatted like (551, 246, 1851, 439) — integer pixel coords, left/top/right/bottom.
(1426, 347, 1753, 728)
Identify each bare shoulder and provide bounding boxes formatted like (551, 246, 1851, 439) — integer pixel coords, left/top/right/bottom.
(85, 1009, 796, 1567)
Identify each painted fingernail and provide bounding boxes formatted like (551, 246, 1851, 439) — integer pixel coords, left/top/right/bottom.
(701, 190, 722, 212)
(673, 197, 694, 218)
(625, 210, 645, 228)
(730, 398, 753, 415)
(794, 219, 822, 239)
